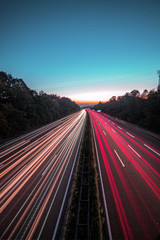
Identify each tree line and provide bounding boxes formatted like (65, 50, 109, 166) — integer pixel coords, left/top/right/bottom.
(0, 71, 80, 139)
(94, 89, 160, 134)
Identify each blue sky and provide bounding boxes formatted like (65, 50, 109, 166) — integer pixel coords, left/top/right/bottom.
(0, 0, 160, 102)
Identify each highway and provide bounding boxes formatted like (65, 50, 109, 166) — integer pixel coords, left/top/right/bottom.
(0, 110, 86, 240)
(88, 110, 160, 240)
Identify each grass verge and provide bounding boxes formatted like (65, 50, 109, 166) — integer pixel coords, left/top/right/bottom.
(64, 112, 102, 240)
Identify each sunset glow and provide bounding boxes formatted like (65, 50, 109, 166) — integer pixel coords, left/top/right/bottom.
(1, 0, 159, 102)
(75, 100, 100, 105)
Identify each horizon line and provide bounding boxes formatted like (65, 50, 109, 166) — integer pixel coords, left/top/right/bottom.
(75, 100, 101, 105)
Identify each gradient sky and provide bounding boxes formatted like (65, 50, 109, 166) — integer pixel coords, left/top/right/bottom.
(1, 0, 160, 103)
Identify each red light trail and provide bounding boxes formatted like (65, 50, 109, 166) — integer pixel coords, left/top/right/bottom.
(88, 109, 160, 240)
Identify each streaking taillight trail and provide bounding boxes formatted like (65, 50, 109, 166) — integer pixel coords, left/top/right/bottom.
(88, 109, 160, 240)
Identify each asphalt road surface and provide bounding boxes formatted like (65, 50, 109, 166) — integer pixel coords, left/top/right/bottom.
(0, 110, 86, 239)
(88, 110, 160, 240)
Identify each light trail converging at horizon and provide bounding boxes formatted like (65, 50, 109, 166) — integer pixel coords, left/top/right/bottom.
(1, 109, 160, 239)
(88, 109, 160, 240)
(0, 110, 86, 240)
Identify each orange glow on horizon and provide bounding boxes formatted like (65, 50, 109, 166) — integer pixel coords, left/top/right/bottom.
(75, 100, 104, 105)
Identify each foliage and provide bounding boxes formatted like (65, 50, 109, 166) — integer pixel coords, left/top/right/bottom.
(0, 71, 80, 139)
(94, 89, 160, 134)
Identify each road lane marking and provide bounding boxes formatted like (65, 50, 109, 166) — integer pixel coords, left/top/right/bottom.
(36, 113, 86, 240)
(103, 130, 106, 135)
(16, 113, 86, 239)
(144, 144, 160, 157)
(112, 129, 116, 133)
(128, 145, 141, 158)
(51, 128, 84, 240)
(92, 123, 112, 240)
(117, 126, 122, 130)
(126, 132, 135, 138)
(114, 150, 125, 167)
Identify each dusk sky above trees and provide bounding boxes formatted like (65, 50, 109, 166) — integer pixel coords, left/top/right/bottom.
(1, 0, 160, 103)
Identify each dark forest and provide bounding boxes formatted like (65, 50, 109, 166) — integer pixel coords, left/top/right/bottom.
(0, 72, 80, 139)
(94, 89, 160, 134)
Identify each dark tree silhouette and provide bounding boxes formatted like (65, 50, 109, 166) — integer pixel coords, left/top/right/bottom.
(0, 72, 80, 139)
(94, 89, 160, 134)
